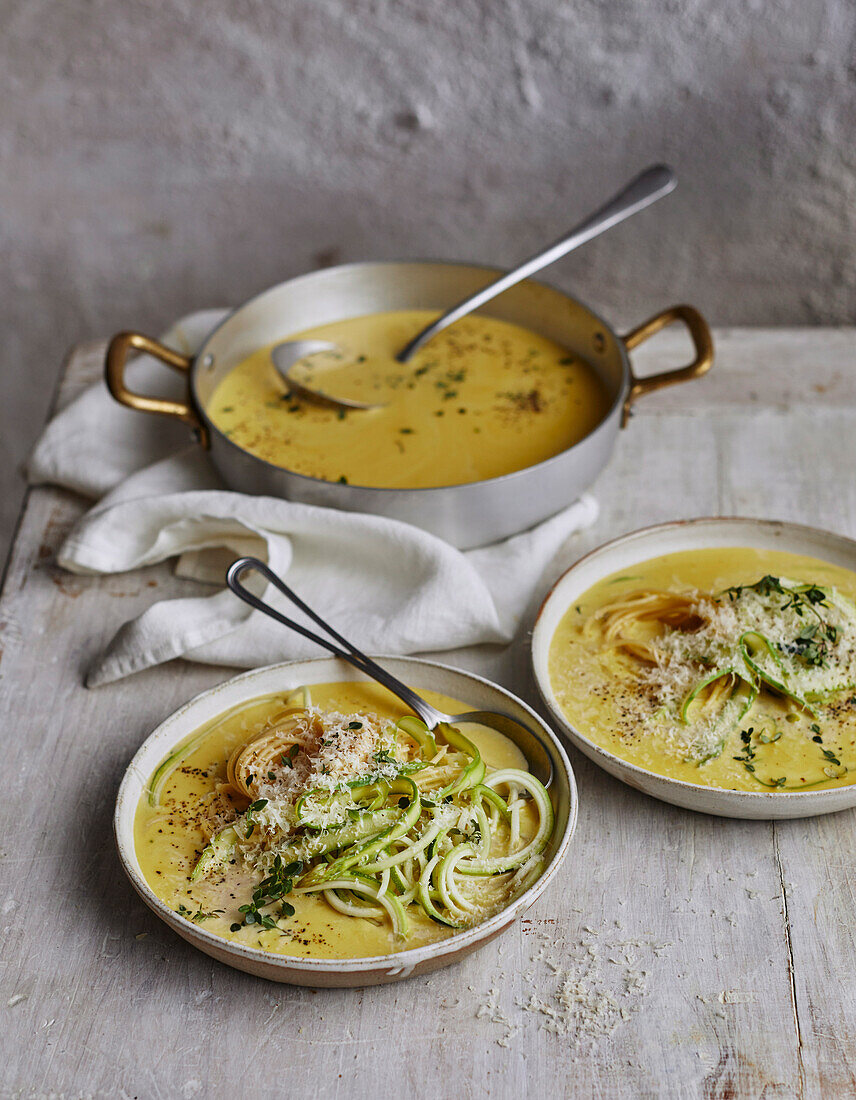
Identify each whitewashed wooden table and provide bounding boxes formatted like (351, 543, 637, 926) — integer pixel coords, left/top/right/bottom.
(2, 328, 856, 1099)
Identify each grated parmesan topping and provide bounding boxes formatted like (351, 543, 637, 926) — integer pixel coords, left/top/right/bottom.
(560, 578, 856, 764)
(468, 923, 669, 1055)
(235, 706, 416, 864)
(640, 580, 856, 759)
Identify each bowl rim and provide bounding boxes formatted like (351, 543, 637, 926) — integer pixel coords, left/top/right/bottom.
(531, 515, 856, 808)
(115, 654, 578, 975)
(189, 257, 629, 496)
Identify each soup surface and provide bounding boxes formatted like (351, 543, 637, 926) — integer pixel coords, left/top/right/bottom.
(549, 547, 856, 792)
(207, 310, 609, 488)
(135, 681, 553, 959)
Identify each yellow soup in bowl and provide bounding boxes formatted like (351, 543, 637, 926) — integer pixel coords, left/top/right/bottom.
(548, 547, 856, 793)
(207, 310, 608, 488)
(135, 680, 554, 960)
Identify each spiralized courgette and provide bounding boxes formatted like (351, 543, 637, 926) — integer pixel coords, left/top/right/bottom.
(190, 708, 553, 937)
(585, 575, 856, 768)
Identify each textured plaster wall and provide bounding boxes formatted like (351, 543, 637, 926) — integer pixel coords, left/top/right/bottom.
(1, 0, 855, 560)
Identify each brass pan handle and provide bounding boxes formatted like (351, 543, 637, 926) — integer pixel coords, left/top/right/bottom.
(104, 331, 208, 446)
(620, 304, 714, 426)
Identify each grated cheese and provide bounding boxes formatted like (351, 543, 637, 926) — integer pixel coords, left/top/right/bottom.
(465, 923, 670, 1055)
(235, 706, 416, 866)
(591, 579, 856, 762)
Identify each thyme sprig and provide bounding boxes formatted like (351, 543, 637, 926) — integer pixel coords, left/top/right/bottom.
(734, 722, 847, 788)
(733, 727, 787, 787)
(232, 855, 303, 932)
(281, 744, 300, 769)
(176, 903, 224, 923)
(244, 797, 269, 838)
(726, 576, 838, 668)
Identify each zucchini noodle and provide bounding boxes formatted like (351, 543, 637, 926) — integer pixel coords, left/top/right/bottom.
(189, 702, 554, 939)
(580, 575, 856, 767)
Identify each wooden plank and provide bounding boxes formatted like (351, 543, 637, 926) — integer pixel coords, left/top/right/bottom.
(708, 406, 856, 1098)
(628, 325, 856, 412)
(1, 330, 854, 1098)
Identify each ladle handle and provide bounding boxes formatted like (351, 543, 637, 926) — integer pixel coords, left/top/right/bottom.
(396, 163, 677, 362)
(225, 557, 445, 728)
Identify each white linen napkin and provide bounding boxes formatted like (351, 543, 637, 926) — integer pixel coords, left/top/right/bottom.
(28, 311, 598, 686)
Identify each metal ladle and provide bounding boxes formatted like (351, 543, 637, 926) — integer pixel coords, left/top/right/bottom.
(226, 556, 554, 786)
(271, 163, 676, 411)
(271, 340, 382, 411)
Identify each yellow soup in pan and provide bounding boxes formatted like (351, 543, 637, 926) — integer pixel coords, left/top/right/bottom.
(207, 310, 609, 488)
(548, 547, 856, 793)
(135, 681, 554, 960)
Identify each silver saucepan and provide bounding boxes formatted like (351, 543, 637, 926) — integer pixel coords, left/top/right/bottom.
(105, 261, 713, 549)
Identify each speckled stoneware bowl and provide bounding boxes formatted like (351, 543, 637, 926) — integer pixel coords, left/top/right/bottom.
(531, 517, 856, 821)
(115, 656, 577, 987)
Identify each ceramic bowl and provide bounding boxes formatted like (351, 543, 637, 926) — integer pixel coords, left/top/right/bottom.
(115, 656, 577, 986)
(531, 517, 856, 820)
